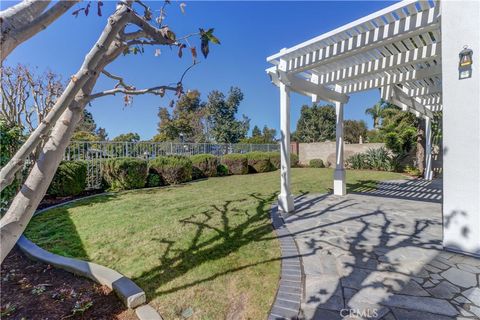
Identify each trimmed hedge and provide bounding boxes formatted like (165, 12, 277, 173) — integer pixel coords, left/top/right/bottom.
(290, 153, 299, 167)
(149, 156, 193, 184)
(263, 152, 299, 169)
(246, 152, 274, 173)
(102, 158, 148, 191)
(48, 161, 87, 197)
(190, 154, 219, 179)
(267, 152, 281, 170)
(221, 154, 248, 175)
(309, 159, 325, 168)
(146, 172, 162, 187)
(216, 164, 229, 176)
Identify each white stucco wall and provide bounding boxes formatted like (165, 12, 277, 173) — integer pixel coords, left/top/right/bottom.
(298, 142, 385, 166)
(442, 1, 480, 256)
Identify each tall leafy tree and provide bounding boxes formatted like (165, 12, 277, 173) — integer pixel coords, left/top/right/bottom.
(344, 120, 368, 144)
(112, 132, 141, 143)
(154, 90, 208, 142)
(293, 104, 336, 143)
(379, 105, 418, 157)
(241, 125, 277, 144)
(206, 87, 250, 143)
(72, 109, 108, 141)
(252, 125, 262, 138)
(364, 99, 398, 129)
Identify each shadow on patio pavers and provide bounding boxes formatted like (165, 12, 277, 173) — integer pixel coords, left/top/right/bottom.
(281, 193, 479, 320)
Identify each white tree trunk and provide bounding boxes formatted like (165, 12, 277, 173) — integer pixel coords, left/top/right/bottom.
(1, 0, 79, 61)
(0, 6, 132, 263)
(0, 100, 84, 263)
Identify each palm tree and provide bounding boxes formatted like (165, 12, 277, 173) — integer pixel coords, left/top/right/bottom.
(365, 100, 385, 129)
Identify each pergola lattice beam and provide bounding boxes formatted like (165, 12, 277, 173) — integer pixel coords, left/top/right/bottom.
(407, 83, 442, 97)
(267, 1, 440, 74)
(267, 67, 350, 104)
(390, 85, 434, 118)
(318, 43, 440, 86)
(340, 63, 441, 94)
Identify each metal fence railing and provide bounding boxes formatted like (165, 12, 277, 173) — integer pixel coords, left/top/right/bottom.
(64, 141, 280, 161)
(63, 141, 280, 190)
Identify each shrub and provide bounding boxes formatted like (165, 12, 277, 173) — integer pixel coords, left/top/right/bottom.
(48, 161, 87, 197)
(220, 154, 248, 175)
(346, 153, 368, 170)
(364, 147, 392, 171)
(309, 159, 325, 168)
(146, 172, 162, 188)
(246, 152, 274, 173)
(216, 164, 229, 176)
(385, 132, 402, 154)
(267, 152, 281, 170)
(346, 147, 395, 171)
(290, 153, 299, 167)
(262, 152, 298, 169)
(102, 158, 147, 191)
(190, 154, 219, 179)
(404, 165, 422, 177)
(1, 121, 23, 212)
(149, 156, 192, 184)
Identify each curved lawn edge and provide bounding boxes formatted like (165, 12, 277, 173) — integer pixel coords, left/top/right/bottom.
(269, 203, 303, 320)
(17, 194, 162, 320)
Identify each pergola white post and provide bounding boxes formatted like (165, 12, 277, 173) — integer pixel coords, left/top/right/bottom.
(424, 116, 433, 180)
(278, 81, 294, 213)
(334, 100, 346, 196)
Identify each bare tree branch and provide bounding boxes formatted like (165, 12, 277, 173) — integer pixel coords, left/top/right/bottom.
(179, 61, 199, 84)
(1, 0, 79, 61)
(88, 84, 179, 101)
(101, 69, 135, 90)
(121, 30, 146, 41)
(128, 11, 177, 46)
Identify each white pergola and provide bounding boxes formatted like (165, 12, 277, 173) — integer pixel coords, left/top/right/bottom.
(267, 0, 480, 257)
(267, 0, 441, 211)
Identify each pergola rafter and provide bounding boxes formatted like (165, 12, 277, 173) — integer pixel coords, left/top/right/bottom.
(268, 0, 440, 74)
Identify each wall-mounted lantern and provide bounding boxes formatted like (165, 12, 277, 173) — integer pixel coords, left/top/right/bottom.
(459, 45, 473, 79)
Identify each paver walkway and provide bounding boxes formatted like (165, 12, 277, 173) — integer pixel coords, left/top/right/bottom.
(279, 179, 480, 320)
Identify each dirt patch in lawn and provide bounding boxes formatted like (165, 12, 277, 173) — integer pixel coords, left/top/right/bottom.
(0, 248, 136, 320)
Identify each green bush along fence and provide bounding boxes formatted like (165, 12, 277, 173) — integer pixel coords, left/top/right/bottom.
(62, 141, 279, 190)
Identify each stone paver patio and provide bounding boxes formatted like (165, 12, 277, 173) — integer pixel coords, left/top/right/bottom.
(279, 180, 480, 320)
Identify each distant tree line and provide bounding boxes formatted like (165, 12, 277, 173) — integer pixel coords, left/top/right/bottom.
(292, 104, 367, 144)
(154, 86, 276, 144)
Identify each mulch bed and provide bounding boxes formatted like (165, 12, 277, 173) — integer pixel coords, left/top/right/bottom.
(38, 189, 105, 210)
(1, 248, 136, 320)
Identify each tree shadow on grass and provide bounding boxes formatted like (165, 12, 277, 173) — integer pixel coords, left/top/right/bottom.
(131, 191, 286, 299)
(24, 194, 118, 261)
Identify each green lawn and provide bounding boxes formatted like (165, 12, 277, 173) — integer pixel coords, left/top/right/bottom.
(25, 168, 406, 319)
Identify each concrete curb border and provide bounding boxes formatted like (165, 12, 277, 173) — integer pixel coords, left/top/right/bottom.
(269, 204, 303, 320)
(17, 193, 162, 320)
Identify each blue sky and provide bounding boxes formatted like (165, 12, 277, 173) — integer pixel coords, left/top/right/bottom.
(3, 1, 397, 140)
